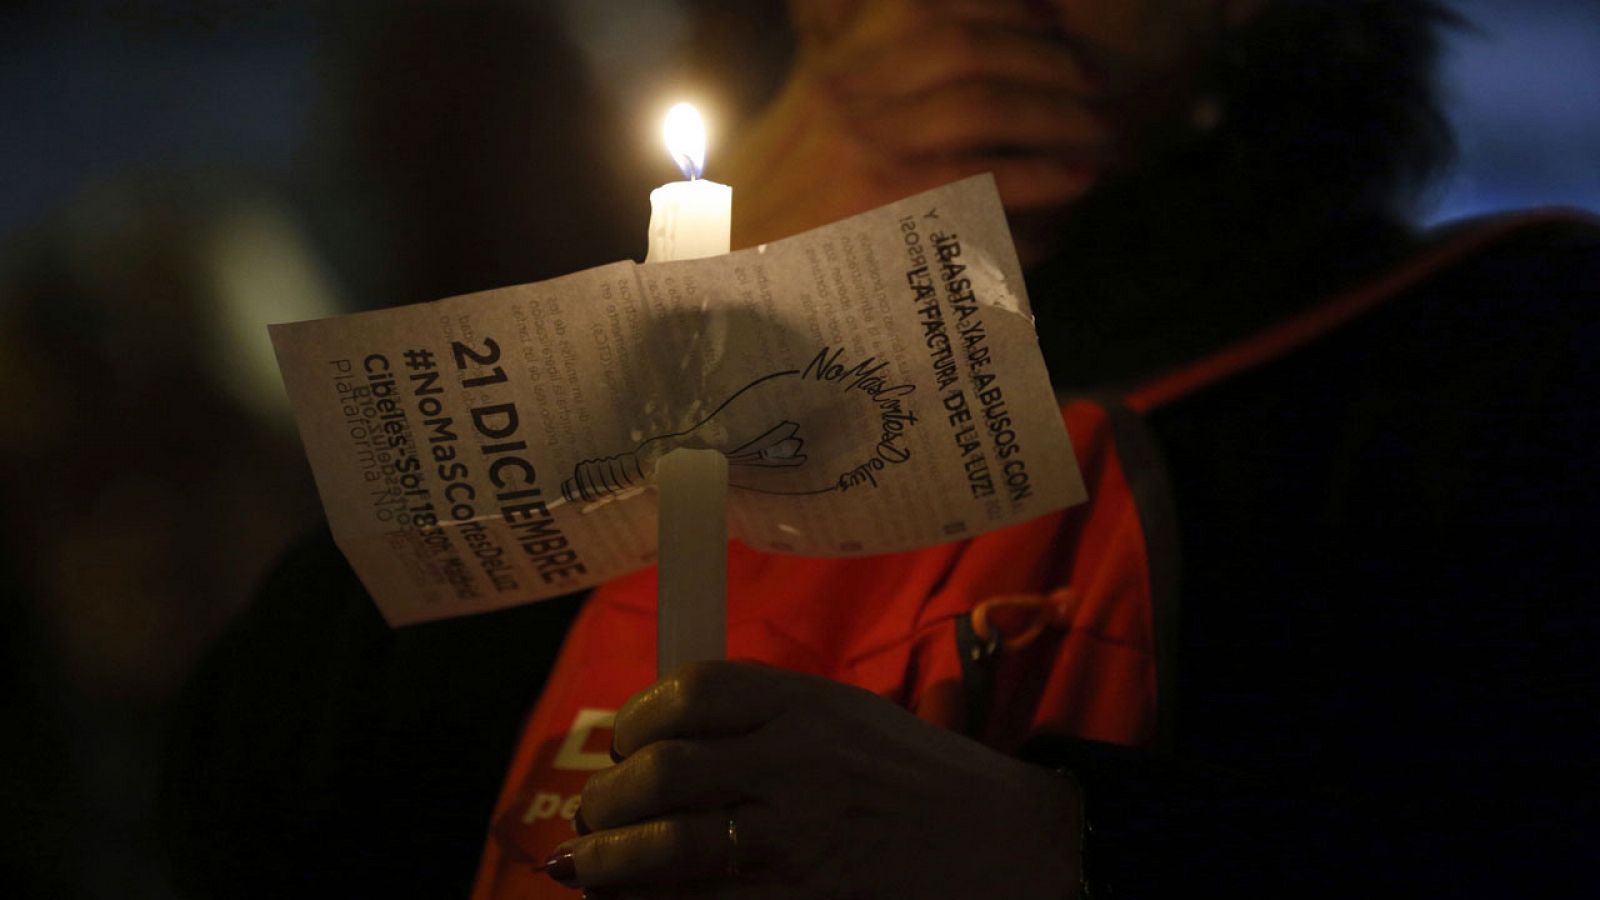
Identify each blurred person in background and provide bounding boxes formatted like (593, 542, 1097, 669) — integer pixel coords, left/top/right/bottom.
(2, 1, 647, 895)
(163, 1, 1596, 899)
(0, 177, 331, 895)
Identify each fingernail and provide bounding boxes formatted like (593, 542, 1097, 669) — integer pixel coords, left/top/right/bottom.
(541, 847, 578, 887)
(572, 805, 590, 836)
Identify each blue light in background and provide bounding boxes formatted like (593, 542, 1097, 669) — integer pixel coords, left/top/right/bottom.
(1428, 0, 1600, 222)
(0, 5, 319, 241)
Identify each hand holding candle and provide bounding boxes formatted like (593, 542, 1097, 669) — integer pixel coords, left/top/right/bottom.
(648, 102, 732, 676)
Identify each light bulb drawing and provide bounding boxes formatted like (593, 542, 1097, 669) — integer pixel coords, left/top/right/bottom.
(560, 343, 923, 505)
(561, 369, 813, 504)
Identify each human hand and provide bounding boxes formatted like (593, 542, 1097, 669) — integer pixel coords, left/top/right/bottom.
(542, 661, 1081, 898)
(721, 0, 1117, 264)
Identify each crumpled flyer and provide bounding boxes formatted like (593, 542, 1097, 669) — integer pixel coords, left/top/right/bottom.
(271, 175, 1086, 625)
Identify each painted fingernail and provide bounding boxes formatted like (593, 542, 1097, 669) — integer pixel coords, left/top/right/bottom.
(541, 847, 578, 887)
(572, 805, 591, 835)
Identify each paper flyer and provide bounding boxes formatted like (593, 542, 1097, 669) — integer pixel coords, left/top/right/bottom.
(271, 175, 1086, 625)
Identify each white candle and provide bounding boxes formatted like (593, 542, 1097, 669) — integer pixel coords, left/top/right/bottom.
(649, 102, 730, 676)
(656, 447, 728, 676)
(646, 102, 732, 263)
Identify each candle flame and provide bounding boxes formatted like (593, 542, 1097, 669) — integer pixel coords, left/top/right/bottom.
(663, 102, 706, 180)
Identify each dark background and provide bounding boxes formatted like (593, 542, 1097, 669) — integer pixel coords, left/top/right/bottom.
(1, 1, 1595, 897)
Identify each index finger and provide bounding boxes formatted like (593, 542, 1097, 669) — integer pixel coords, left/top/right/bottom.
(612, 661, 792, 758)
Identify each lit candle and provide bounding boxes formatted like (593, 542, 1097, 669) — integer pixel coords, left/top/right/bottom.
(646, 102, 732, 263)
(649, 102, 730, 677)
